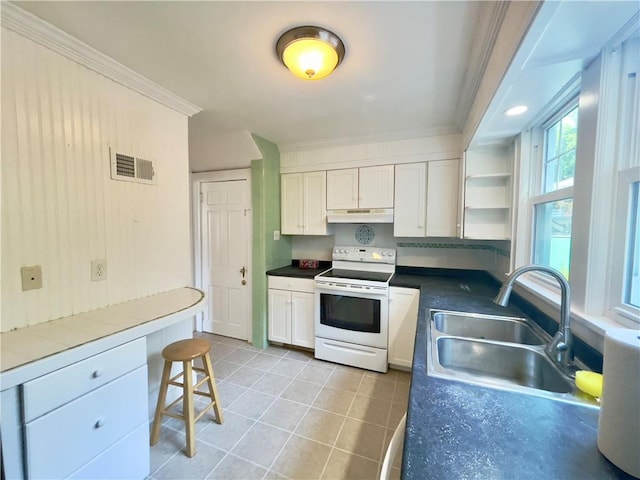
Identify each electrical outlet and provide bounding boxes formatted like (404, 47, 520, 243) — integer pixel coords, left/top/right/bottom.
(21, 265, 43, 291)
(91, 259, 107, 281)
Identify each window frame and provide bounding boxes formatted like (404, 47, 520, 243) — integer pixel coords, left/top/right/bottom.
(607, 166, 640, 327)
(512, 17, 640, 337)
(527, 100, 579, 289)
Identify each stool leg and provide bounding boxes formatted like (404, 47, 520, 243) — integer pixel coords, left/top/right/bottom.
(183, 360, 196, 457)
(150, 359, 172, 446)
(203, 353, 224, 424)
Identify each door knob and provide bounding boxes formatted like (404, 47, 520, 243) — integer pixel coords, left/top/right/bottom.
(241, 280, 247, 286)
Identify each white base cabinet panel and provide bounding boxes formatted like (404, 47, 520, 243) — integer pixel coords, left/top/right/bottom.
(22, 339, 146, 423)
(388, 287, 420, 368)
(268, 277, 315, 348)
(24, 366, 148, 480)
(67, 423, 150, 480)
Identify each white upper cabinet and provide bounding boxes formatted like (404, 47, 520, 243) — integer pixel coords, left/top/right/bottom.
(281, 173, 304, 235)
(327, 165, 394, 209)
(394, 163, 427, 237)
(426, 159, 460, 237)
(394, 160, 460, 238)
(281, 171, 329, 235)
(358, 165, 395, 208)
(326, 168, 359, 209)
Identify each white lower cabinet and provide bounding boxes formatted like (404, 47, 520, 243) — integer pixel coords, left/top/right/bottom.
(388, 287, 420, 368)
(268, 276, 315, 348)
(21, 338, 149, 479)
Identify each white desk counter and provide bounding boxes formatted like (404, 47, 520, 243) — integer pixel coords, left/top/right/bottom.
(0, 287, 206, 480)
(1, 287, 205, 388)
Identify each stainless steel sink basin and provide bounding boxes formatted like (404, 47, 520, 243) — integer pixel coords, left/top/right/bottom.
(433, 311, 546, 345)
(437, 337, 572, 393)
(426, 309, 598, 407)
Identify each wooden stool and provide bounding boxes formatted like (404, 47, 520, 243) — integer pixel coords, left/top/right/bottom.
(150, 338, 223, 457)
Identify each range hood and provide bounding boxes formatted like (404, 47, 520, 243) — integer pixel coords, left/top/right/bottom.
(326, 208, 394, 223)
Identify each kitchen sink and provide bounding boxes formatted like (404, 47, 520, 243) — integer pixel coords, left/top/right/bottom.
(427, 309, 598, 407)
(436, 337, 573, 393)
(432, 311, 546, 345)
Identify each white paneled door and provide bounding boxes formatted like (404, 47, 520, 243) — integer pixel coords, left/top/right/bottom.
(201, 180, 250, 340)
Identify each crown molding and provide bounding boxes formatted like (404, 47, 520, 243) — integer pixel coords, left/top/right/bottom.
(278, 125, 460, 154)
(1, 2, 202, 117)
(454, 1, 510, 130)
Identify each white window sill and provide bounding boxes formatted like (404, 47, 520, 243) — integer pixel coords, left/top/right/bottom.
(513, 276, 635, 353)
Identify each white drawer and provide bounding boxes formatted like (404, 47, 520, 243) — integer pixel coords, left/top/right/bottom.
(25, 366, 148, 480)
(67, 423, 149, 480)
(268, 276, 315, 293)
(23, 338, 146, 422)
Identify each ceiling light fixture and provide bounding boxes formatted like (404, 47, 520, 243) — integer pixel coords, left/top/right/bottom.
(504, 105, 528, 116)
(276, 26, 345, 80)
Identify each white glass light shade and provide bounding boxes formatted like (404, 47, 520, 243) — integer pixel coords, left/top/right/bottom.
(276, 26, 345, 81)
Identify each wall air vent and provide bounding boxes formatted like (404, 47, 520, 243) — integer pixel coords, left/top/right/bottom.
(110, 147, 156, 185)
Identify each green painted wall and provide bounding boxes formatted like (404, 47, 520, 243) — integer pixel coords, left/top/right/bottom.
(251, 134, 292, 348)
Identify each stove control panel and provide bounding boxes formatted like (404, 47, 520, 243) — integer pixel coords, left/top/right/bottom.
(332, 246, 396, 264)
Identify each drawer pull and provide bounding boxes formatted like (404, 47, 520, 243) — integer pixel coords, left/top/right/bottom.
(92, 369, 103, 379)
(94, 418, 106, 429)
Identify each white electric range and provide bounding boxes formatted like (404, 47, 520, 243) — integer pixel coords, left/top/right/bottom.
(314, 246, 396, 372)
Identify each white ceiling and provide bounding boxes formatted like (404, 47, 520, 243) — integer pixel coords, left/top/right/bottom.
(13, 1, 487, 149)
(11, 1, 639, 157)
(472, 0, 639, 146)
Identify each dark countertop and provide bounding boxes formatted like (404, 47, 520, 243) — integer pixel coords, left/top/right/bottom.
(266, 261, 331, 279)
(393, 269, 632, 480)
(267, 265, 630, 478)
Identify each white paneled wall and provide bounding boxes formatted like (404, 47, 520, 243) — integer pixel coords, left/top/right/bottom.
(1, 29, 191, 331)
(280, 134, 461, 174)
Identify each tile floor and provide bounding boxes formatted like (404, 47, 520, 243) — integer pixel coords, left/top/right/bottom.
(149, 332, 409, 480)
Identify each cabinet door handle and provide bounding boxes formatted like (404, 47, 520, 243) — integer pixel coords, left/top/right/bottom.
(92, 369, 103, 379)
(94, 418, 106, 429)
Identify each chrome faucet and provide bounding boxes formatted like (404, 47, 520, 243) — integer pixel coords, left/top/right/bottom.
(493, 265, 574, 376)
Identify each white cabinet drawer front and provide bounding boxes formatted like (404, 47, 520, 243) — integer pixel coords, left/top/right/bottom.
(268, 276, 315, 293)
(67, 423, 149, 480)
(25, 366, 148, 480)
(23, 338, 146, 422)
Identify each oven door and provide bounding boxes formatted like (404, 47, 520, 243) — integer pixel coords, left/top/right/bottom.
(315, 283, 389, 349)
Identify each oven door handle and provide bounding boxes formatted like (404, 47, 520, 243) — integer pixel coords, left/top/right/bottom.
(315, 282, 388, 296)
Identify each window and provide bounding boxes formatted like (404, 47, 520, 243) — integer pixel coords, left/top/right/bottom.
(607, 32, 639, 326)
(532, 105, 578, 278)
(610, 167, 640, 324)
(512, 16, 639, 334)
(625, 182, 640, 308)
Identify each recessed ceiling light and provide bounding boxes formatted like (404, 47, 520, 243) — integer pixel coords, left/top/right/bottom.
(504, 105, 528, 116)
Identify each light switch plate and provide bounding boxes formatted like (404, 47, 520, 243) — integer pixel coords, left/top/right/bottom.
(273, 230, 280, 241)
(21, 265, 43, 291)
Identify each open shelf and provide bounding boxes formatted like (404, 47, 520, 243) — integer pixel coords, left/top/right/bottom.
(465, 206, 511, 210)
(463, 207, 511, 239)
(466, 173, 511, 180)
(463, 146, 513, 241)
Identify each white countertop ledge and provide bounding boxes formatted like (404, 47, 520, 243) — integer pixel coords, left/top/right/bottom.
(0, 287, 205, 389)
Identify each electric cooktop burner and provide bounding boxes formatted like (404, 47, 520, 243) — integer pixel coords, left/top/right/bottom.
(316, 269, 393, 283)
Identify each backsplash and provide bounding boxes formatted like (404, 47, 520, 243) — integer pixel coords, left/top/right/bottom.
(290, 224, 511, 274)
